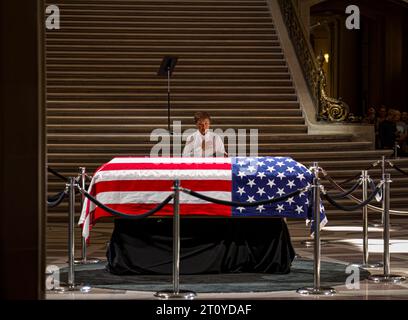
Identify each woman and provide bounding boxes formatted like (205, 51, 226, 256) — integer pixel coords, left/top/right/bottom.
(182, 112, 227, 157)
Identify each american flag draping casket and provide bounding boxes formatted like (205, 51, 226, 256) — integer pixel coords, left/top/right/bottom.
(79, 157, 327, 240)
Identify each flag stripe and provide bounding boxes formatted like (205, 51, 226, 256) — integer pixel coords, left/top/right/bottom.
(101, 163, 231, 171)
(109, 157, 231, 164)
(93, 169, 232, 181)
(93, 180, 232, 193)
(94, 191, 231, 204)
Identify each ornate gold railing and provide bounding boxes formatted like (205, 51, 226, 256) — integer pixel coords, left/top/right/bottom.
(278, 0, 349, 122)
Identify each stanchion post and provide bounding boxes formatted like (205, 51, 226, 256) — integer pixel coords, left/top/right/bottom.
(381, 156, 385, 225)
(154, 180, 196, 299)
(352, 171, 382, 269)
(173, 179, 181, 294)
(54, 177, 90, 292)
(313, 168, 321, 290)
(300, 162, 329, 248)
(68, 177, 76, 288)
(297, 163, 336, 296)
(74, 167, 100, 265)
(362, 171, 369, 265)
(369, 174, 405, 283)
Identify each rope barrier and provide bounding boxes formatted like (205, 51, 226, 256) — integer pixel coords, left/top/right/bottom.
(322, 184, 382, 212)
(328, 177, 362, 199)
(47, 191, 67, 208)
(321, 170, 408, 216)
(78, 186, 174, 219)
(47, 166, 69, 182)
(387, 161, 408, 177)
(333, 161, 380, 187)
(368, 178, 382, 202)
(180, 186, 308, 208)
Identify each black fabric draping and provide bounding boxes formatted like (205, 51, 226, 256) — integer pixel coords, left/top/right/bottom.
(106, 217, 295, 275)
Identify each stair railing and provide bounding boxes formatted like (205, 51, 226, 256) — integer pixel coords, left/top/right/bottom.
(277, 0, 349, 122)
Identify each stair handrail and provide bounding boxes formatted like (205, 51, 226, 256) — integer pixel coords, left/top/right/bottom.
(277, 0, 349, 122)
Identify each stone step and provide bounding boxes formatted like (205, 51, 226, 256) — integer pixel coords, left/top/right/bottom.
(302, 159, 399, 171)
(46, 59, 288, 67)
(58, 1, 266, 13)
(46, 33, 278, 40)
(46, 72, 290, 80)
(47, 132, 352, 144)
(52, 0, 268, 6)
(46, 51, 284, 59)
(59, 21, 276, 28)
(48, 100, 299, 110)
(45, 58, 288, 68)
(47, 44, 283, 53)
(57, 6, 269, 12)
(47, 79, 294, 87)
(47, 133, 352, 143)
(46, 108, 302, 117)
(47, 27, 278, 34)
(59, 6, 270, 12)
(47, 36, 280, 42)
(47, 115, 303, 125)
(46, 124, 308, 134)
(46, 141, 372, 153)
(46, 55, 286, 63)
(269, 151, 395, 161)
(323, 197, 408, 208)
(53, 44, 280, 53)
(60, 10, 272, 17)
(46, 94, 298, 102)
(46, 102, 300, 110)
(47, 86, 296, 94)
(61, 13, 274, 21)
(49, 104, 298, 113)
(46, 65, 289, 72)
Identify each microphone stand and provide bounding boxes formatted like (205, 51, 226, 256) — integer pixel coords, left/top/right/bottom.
(157, 56, 178, 156)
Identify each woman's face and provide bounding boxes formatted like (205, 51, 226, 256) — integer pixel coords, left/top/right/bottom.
(379, 108, 387, 118)
(197, 118, 210, 135)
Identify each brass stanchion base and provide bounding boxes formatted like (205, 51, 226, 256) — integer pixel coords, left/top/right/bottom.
(369, 223, 403, 231)
(74, 258, 101, 265)
(154, 290, 197, 300)
(369, 223, 383, 228)
(350, 262, 383, 269)
(301, 240, 331, 247)
(368, 274, 406, 283)
(52, 284, 92, 293)
(297, 287, 336, 296)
